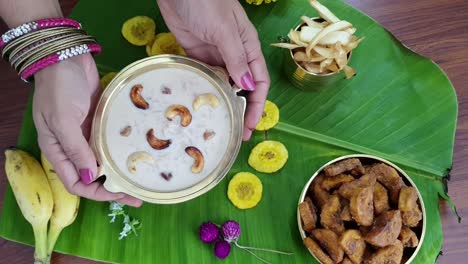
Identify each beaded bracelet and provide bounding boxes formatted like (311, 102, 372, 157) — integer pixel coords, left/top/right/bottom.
(0, 18, 81, 49)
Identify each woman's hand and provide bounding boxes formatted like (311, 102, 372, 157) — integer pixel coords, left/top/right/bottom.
(158, 0, 270, 140)
(33, 54, 142, 207)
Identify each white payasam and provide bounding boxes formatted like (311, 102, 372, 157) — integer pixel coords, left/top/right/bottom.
(105, 68, 231, 192)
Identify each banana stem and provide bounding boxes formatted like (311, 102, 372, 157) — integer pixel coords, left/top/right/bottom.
(47, 223, 64, 256)
(32, 222, 50, 264)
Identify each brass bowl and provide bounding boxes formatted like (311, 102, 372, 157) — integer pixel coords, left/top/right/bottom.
(90, 55, 246, 204)
(297, 154, 426, 263)
(283, 19, 351, 91)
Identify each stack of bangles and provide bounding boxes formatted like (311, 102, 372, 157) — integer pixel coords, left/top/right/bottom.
(1, 18, 102, 82)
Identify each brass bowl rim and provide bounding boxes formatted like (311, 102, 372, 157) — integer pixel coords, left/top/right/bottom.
(297, 154, 427, 264)
(90, 55, 246, 204)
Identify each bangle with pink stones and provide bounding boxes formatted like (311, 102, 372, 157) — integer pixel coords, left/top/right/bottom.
(1, 18, 101, 82)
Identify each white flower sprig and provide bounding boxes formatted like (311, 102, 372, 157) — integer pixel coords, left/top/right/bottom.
(108, 202, 142, 240)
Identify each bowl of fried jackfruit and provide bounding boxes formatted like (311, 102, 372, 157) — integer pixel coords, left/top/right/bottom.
(297, 155, 426, 264)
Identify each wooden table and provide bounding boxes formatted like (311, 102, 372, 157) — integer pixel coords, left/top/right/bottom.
(0, 0, 467, 263)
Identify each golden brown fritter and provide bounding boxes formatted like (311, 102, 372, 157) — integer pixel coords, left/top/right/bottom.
(304, 237, 334, 264)
(322, 174, 355, 191)
(338, 174, 376, 199)
(341, 257, 354, 264)
(398, 186, 423, 227)
(339, 230, 366, 264)
(350, 186, 374, 226)
(311, 174, 331, 209)
(363, 240, 403, 264)
(320, 194, 345, 235)
(369, 163, 405, 205)
(399, 226, 419, 248)
(341, 198, 352, 222)
(365, 210, 402, 248)
(312, 229, 344, 263)
(299, 197, 317, 233)
(324, 158, 364, 177)
(373, 182, 389, 215)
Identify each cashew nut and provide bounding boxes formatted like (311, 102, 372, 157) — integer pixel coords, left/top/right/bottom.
(130, 84, 149, 109)
(185, 146, 204, 174)
(165, 105, 192, 127)
(146, 129, 171, 150)
(193, 93, 220, 111)
(126, 151, 154, 173)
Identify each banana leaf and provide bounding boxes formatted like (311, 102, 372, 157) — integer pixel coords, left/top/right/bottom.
(0, 0, 458, 263)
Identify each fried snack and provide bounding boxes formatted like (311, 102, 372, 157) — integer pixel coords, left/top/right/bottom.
(398, 186, 423, 227)
(304, 237, 334, 264)
(321, 174, 355, 191)
(341, 257, 354, 264)
(299, 197, 317, 232)
(364, 210, 402, 248)
(248, 140, 288, 173)
(255, 100, 280, 131)
(364, 240, 403, 264)
(320, 194, 345, 235)
(340, 198, 352, 222)
(369, 163, 405, 205)
(310, 174, 331, 208)
(338, 173, 376, 199)
(227, 172, 263, 209)
(349, 186, 374, 226)
(324, 158, 364, 177)
(121, 16, 156, 46)
(149, 32, 186, 56)
(312, 229, 344, 263)
(100, 72, 117, 90)
(373, 182, 389, 215)
(399, 226, 419, 248)
(339, 230, 366, 264)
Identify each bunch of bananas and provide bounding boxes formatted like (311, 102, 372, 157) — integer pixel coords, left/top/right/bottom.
(4, 148, 80, 264)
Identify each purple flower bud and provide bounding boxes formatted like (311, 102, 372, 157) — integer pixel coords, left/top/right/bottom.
(221, 220, 241, 243)
(199, 222, 219, 243)
(214, 240, 231, 259)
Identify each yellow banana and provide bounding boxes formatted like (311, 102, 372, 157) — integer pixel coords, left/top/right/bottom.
(4, 148, 53, 264)
(41, 153, 80, 256)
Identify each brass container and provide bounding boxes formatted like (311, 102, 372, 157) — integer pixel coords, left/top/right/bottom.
(283, 21, 351, 91)
(90, 55, 246, 204)
(297, 154, 426, 264)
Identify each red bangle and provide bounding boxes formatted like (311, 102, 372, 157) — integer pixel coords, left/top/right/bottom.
(20, 43, 101, 82)
(0, 18, 81, 49)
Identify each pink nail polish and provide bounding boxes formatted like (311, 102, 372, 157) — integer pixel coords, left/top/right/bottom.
(79, 169, 94, 185)
(240, 72, 256, 91)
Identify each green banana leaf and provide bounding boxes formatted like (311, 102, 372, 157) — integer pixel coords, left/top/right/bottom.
(0, 0, 458, 263)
